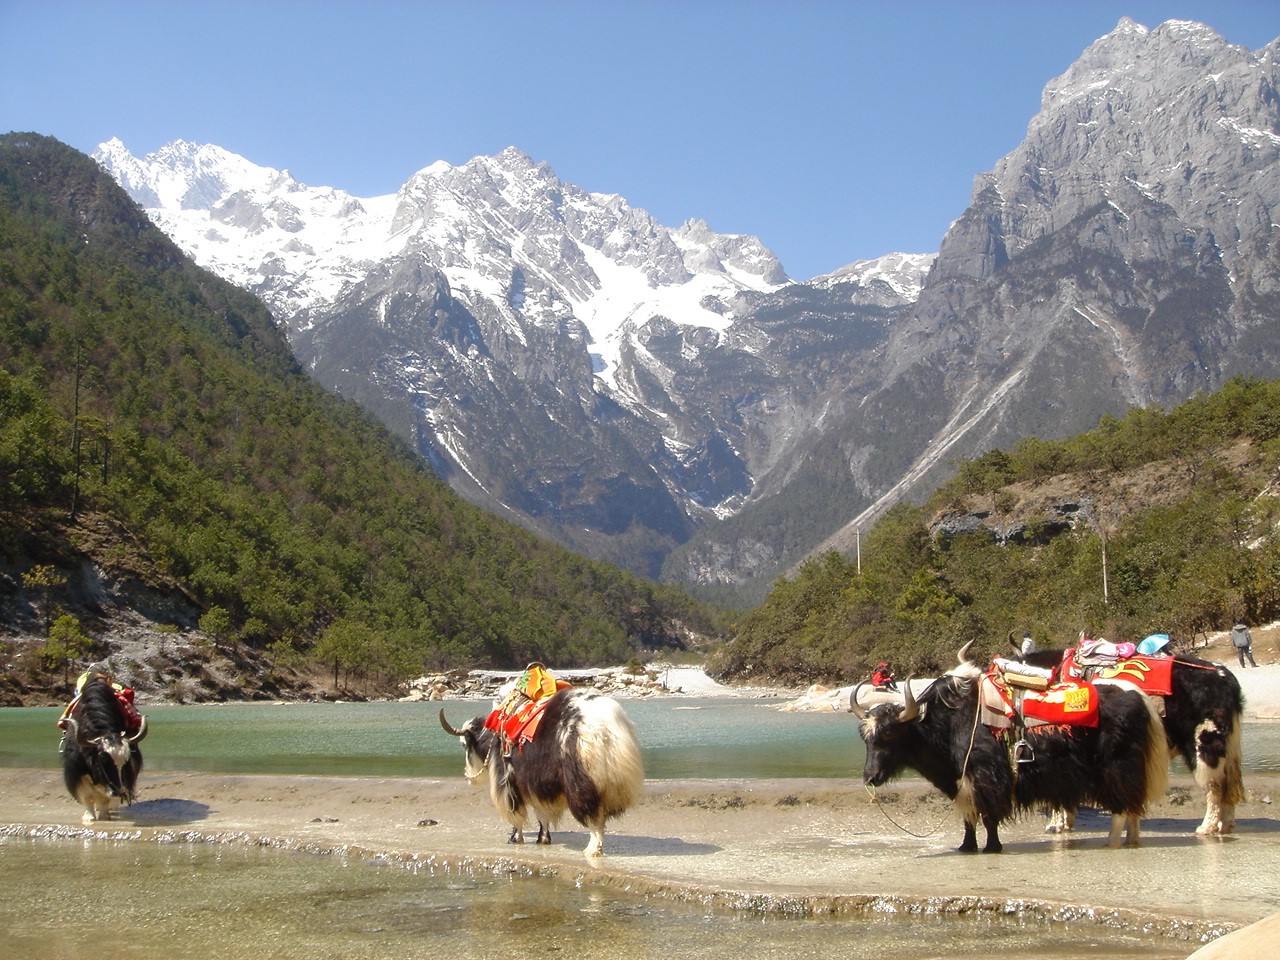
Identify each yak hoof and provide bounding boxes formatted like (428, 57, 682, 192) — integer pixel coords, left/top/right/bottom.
(1196, 820, 1235, 835)
(983, 842, 1003, 854)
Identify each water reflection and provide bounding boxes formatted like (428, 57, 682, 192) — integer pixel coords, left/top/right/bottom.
(0, 836, 1187, 960)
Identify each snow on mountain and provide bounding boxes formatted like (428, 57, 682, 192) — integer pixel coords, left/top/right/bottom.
(808, 252, 936, 300)
(90, 16, 1280, 606)
(95, 139, 791, 394)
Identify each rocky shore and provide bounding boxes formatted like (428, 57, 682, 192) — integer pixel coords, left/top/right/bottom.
(398, 665, 677, 702)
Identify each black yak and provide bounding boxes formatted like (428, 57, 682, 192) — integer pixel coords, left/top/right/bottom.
(852, 661, 1168, 852)
(60, 675, 147, 823)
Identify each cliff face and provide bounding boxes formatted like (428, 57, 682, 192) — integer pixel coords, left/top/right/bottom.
(0, 509, 327, 707)
(782, 20, 1280, 576)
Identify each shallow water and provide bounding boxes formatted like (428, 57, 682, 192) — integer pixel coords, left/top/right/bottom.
(0, 835, 1187, 960)
(4, 698, 1278, 779)
(0, 698, 863, 778)
(2, 699, 1271, 959)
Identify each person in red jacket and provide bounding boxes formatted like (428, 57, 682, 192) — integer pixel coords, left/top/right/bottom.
(870, 662, 898, 691)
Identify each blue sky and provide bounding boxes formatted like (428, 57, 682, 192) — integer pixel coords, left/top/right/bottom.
(4, 2, 1278, 281)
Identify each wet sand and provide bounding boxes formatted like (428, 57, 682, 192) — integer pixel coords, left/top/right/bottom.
(4, 766, 1279, 952)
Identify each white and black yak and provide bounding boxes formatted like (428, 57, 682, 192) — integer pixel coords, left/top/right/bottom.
(439, 687, 644, 857)
(1021, 647, 1245, 835)
(60, 675, 147, 823)
(852, 661, 1168, 852)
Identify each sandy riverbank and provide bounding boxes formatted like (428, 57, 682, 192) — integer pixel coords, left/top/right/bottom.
(3, 765, 1279, 955)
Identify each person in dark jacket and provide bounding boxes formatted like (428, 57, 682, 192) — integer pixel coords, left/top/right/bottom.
(1231, 623, 1258, 668)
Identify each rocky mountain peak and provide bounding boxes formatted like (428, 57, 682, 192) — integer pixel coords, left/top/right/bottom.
(91, 18, 1280, 601)
(969, 17, 1280, 278)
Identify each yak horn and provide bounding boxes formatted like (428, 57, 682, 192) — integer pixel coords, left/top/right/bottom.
(64, 717, 82, 744)
(899, 677, 920, 723)
(957, 640, 976, 665)
(849, 683, 867, 719)
(127, 715, 148, 744)
(438, 709, 462, 737)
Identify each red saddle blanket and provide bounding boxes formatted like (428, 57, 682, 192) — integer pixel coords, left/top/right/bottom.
(484, 696, 552, 746)
(483, 664, 573, 749)
(1088, 655, 1174, 696)
(980, 671, 1099, 729)
(1020, 679, 1099, 727)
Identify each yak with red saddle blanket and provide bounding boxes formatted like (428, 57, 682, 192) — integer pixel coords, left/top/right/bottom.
(440, 666, 643, 858)
(60, 675, 148, 823)
(1021, 646, 1244, 835)
(853, 646, 1168, 853)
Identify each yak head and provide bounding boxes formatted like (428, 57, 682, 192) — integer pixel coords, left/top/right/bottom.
(64, 715, 147, 801)
(850, 678, 925, 787)
(439, 711, 496, 784)
(849, 643, 981, 788)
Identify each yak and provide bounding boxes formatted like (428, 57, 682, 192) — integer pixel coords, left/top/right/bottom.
(1020, 647, 1245, 835)
(439, 687, 644, 857)
(61, 675, 148, 823)
(851, 660, 1168, 852)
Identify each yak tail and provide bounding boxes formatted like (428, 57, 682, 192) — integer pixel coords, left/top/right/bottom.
(601, 715, 645, 816)
(1141, 697, 1170, 810)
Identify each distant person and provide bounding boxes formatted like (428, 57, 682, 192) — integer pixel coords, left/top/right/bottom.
(870, 662, 898, 692)
(1231, 623, 1258, 668)
(1020, 631, 1036, 655)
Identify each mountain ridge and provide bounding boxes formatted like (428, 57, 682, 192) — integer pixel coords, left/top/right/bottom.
(93, 16, 1280, 603)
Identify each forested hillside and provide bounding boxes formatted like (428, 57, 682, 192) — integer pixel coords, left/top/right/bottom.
(710, 377, 1280, 685)
(0, 134, 724, 700)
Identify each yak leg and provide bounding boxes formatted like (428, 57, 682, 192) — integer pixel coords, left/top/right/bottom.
(958, 818, 978, 853)
(981, 814, 1003, 854)
(74, 780, 112, 823)
(1105, 815, 1125, 848)
(83, 800, 114, 823)
(508, 826, 525, 844)
(1045, 808, 1076, 834)
(535, 821, 552, 845)
(1106, 813, 1141, 848)
(958, 815, 1001, 854)
(1194, 719, 1244, 835)
(583, 815, 607, 858)
(1197, 790, 1235, 836)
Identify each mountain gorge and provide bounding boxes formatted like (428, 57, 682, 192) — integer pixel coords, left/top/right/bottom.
(94, 18, 1280, 605)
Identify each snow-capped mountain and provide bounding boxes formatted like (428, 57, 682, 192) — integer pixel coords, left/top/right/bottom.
(97, 136, 918, 582)
(95, 139, 788, 384)
(95, 17, 1280, 603)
